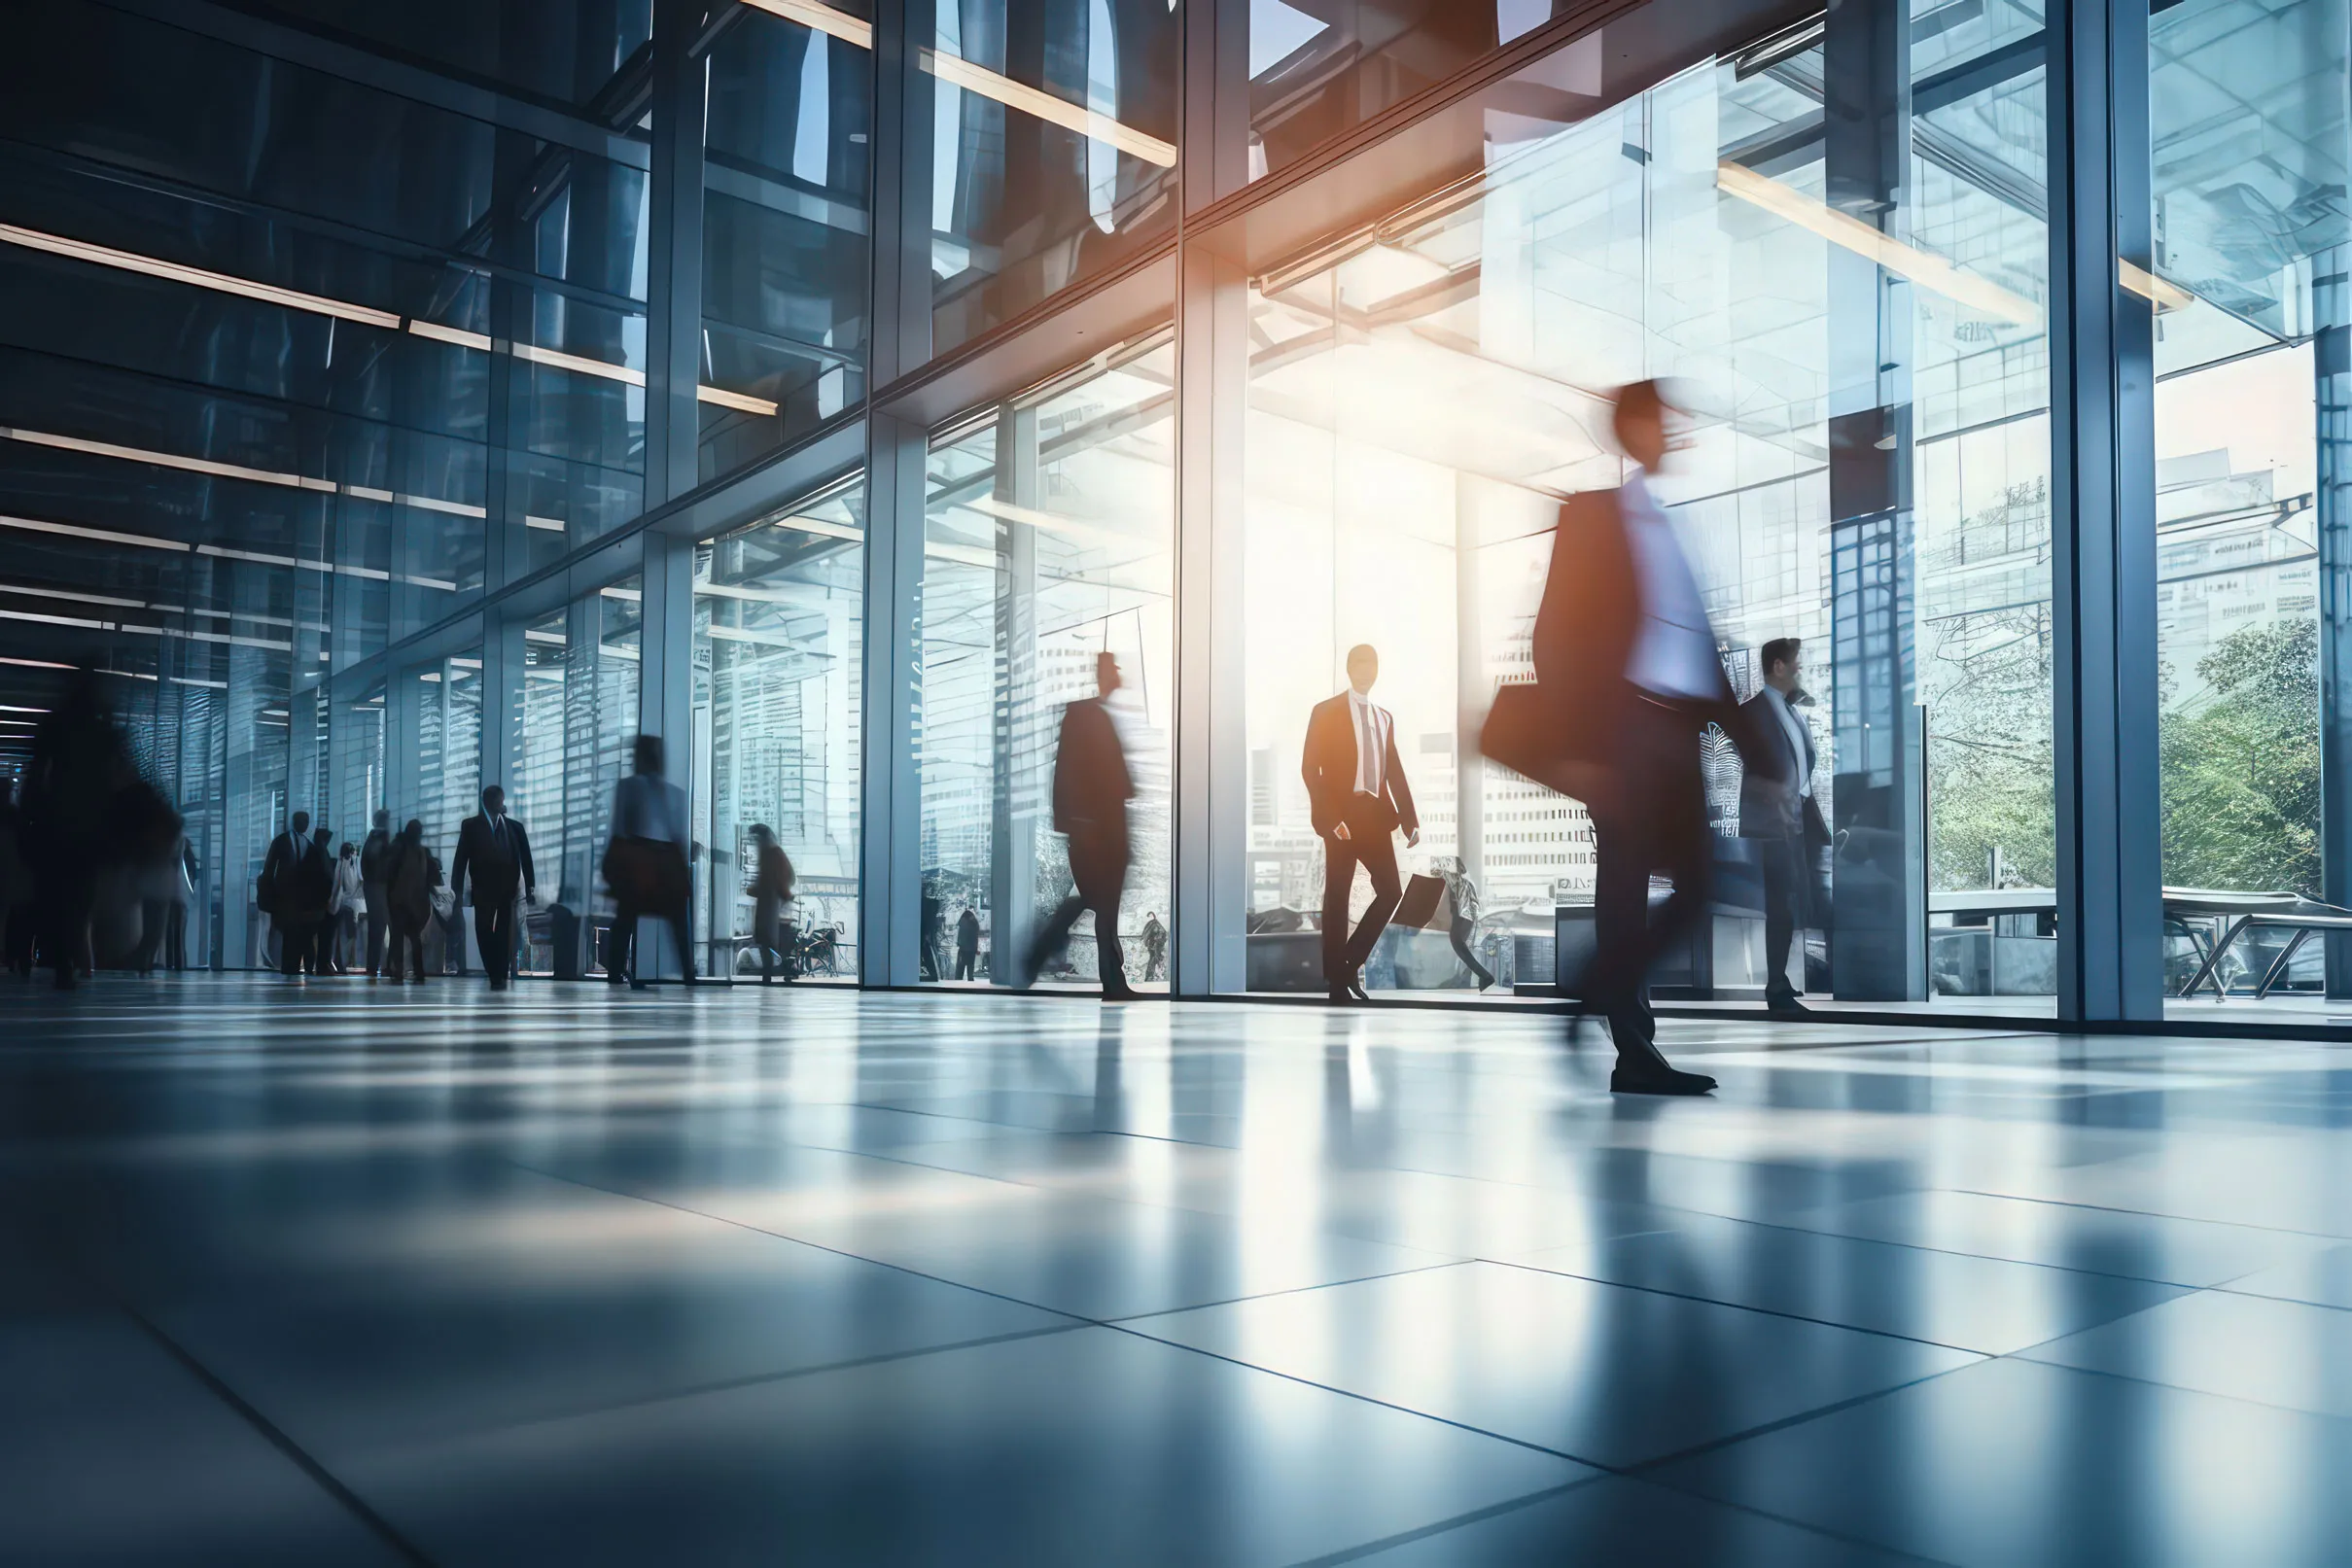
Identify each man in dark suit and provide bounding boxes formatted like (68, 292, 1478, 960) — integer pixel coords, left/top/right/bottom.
(1529, 381, 1783, 1094)
(260, 811, 321, 982)
(1303, 644, 1420, 1003)
(449, 784, 535, 990)
(1021, 652, 1139, 998)
(1740, 637, 1829, 1017)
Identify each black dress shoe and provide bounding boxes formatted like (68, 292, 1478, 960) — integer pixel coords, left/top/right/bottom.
(1327, 985, 1353, 1003)
(1102, 985, 1143, 1001)
(1766, 993, 1810, 1017)
(1610, 1064, 1718, 1096)
(1347, 980, 1371, 1001)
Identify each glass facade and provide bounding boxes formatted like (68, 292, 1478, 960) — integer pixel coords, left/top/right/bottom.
(2, 0, 2341, 1026)
(696, 485, 865, 981)
(918, 337, 1176, 988)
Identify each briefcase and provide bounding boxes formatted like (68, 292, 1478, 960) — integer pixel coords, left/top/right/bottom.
(1395, 874, 1449, 930)
(1479, 682, 1613, 807)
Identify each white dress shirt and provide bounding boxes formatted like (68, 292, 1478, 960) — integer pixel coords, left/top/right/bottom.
(1762, 684, 1812, 798)
(1620, 470, 1722, 700)
(1347, 687, 1389, 798)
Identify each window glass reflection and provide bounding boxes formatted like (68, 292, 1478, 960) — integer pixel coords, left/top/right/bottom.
(701, 4, 872, 481)
(1240, 16, 2054, 1010)
(695, 483, 865, 982)
(921, 337, 1176, 989)
(931, 0, 1179, 356)
(2149, 0, 2349, 1010)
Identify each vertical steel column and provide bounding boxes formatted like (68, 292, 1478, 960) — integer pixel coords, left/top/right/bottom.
(1823, 0, 1925, 1001)
(2049, 0, 2163, 1022)
(645, 0, 707, 511)
(1171, 0, 1251, 997)
(635, 0, 708, 977)
(990, 403, 1041, 981)
(2318, 250, 2352, 993)
(860, 0, 935, 987)
(479, 612, 524, 798)
(1454, 474, 1486, 889)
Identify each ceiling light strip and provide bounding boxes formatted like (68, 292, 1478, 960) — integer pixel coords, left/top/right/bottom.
(0, 223, 404, 330)
(0, 512, 190, 552)
(920, 50, 1176, 166)
(0, 426, 338, 493)
(1715, 161, 2041, 326)
(697, 384, 782, 416)
(0, 655, 76, 671)
(739, 0, 872, 47)
(732, 1, 1172, 166)
(514, 341, 647, 386)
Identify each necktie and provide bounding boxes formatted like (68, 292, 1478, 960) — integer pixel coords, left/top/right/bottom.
(1358, 702, 1379, 797)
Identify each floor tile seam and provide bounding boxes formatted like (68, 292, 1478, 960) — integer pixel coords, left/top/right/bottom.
(502, 1156, 1107, 1327)
(376, 1321, 1095, 1453)
(1095, 1317, 1610, 1469)
(2211, 1281, 2352, 1313)
(1619, 1358, 1990, 1481)
(1101, 1261, 1475, 1324)
(1577, 1471, 1970, 1568)
(1475, 1253, 2008, 1358)
(1944, 1185, 2352, 1244)
(761, 1132, 1464, 1264)
(1995, 1339, 2352, 1424)
(86, 1296, 439, 1566)
(1724, 1211, 2255, 1289)
(1277, 1480, 1608, 1568)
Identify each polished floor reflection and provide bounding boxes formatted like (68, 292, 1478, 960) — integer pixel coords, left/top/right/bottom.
(3, 981, 2350, 1565)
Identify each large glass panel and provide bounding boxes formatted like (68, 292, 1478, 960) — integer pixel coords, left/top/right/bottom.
(921, 335, 1176, 989)
(930, 0, 1180, 354)
(695, 481, 865, 982)
(2149, 0, 2350, 1014)
(1248, 0, 1541, 183)
(1236, 6, 2054, 1012)
(701, 5, 872, 480)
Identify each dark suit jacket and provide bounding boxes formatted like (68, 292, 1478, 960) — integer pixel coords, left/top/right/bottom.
(1052, 697, 1134, 845)
(450, 814, 534, 906)
(1302, 692, 1418, 840)
(1738, 691, 1829, 848)
(262, 831, 326, 920)
(1526, 487, 1788, 790)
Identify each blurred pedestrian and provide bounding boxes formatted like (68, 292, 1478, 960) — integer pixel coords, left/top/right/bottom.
(605, 735, 692, 990)
(1019, 652, 1140, 999)
(746, 823, 794, 984)
(259, 811, 319, 983)
(955, 905, 980, 981)
(359, 809, 393, 977)
(329, 841, 363, 975)
(1517, 379, 1784, 1094)
(451, 785, 534, 990)
(22, 670, 157, 990)
(381, 819, 435, 983)
(1438, 859, 1495, 992)
(306, 825, 336, 975)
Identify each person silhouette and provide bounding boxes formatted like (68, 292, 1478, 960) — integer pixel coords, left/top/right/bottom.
(1526, 379, 1784, 1094)
(1020, 651, 1140, 999)
(1302, 645, 1419, 1002)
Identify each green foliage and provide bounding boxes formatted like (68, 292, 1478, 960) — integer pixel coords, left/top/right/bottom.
(2159, 618, 2320, 896)
(1927, 607, 2056, 891)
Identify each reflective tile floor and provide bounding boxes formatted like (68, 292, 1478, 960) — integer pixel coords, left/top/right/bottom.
(4, 979, 2352, 1566)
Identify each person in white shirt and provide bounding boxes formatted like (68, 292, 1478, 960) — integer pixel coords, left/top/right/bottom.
(1301, 645, 1420, 1002)
(328, 841, 364, 975)
(1524, 380, 1794, 1095)
(1738, 638, 1828, 1015)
